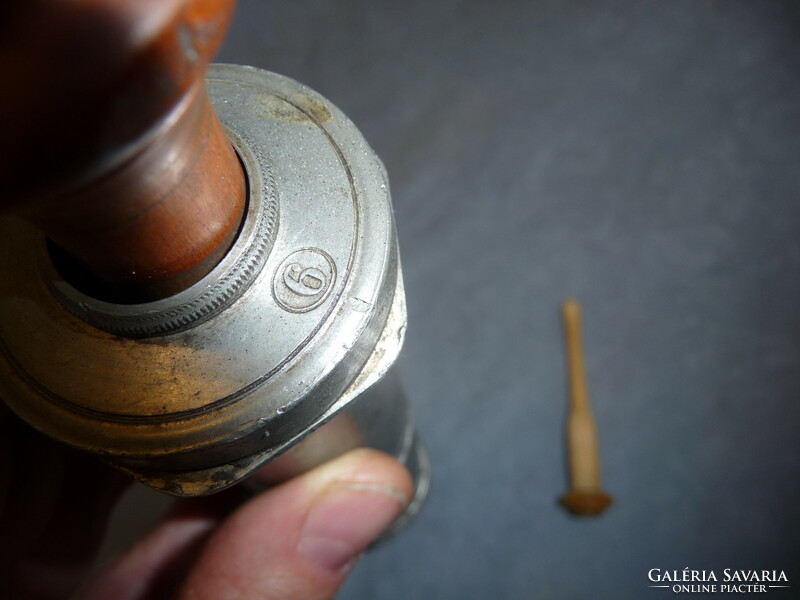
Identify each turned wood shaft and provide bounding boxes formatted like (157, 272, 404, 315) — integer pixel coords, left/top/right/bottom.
(0, 0, 244, 302)
(562, 299, 603, 491)
(28, 88, 245, 301)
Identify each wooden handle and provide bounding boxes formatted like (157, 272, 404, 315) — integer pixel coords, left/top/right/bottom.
(560, 299, 612, 515)
(562, 299, 589, 414)
(1, 0, 244, 301)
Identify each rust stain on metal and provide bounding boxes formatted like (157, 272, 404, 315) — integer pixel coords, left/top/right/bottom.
(258, 94, 331, 124)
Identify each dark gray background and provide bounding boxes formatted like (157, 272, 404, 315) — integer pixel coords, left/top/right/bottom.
(216, 1, 800, 598)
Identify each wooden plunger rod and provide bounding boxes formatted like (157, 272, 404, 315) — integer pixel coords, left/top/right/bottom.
(560, 299, 613, 516)
(0, 0, 244, 302)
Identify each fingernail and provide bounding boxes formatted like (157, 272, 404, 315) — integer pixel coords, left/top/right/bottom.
(298, 482, 408, 573)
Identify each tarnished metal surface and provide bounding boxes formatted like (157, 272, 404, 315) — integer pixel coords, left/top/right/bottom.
(0, 66, 430, 510)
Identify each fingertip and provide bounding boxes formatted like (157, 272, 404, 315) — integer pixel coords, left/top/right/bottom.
(302, 447, 414, 504)
(177, 449, 413, 600)
(297, 479, 408, 574)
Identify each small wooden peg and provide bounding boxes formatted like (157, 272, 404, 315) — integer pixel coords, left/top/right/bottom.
(559, 299, 612, 516)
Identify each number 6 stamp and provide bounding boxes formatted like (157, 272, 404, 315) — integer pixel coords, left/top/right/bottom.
(272, 248, 336, 313)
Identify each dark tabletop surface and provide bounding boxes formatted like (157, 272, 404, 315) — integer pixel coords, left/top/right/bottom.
(216, 1, 800, 597)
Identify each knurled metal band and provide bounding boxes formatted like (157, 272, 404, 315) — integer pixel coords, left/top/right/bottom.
(47, 127, 279, 338)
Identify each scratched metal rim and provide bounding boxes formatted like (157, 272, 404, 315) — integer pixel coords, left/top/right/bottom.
(0, 65, 402, 474)
(46, 126, 279, 338)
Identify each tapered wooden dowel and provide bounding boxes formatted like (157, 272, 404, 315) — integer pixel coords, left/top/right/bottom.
(559, 299, 612, 516)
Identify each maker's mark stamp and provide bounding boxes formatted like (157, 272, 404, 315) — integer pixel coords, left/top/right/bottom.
(273, 248, 336, 313)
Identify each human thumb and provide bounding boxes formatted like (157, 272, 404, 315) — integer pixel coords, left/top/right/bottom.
(177, 448, 412, 600)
